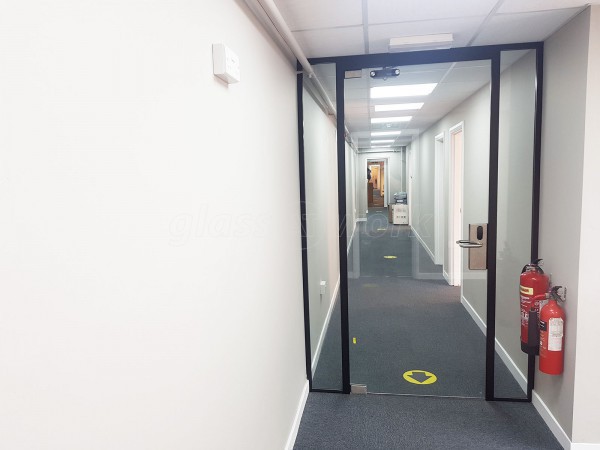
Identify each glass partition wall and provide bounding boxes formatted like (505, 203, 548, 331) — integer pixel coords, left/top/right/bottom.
(494, 49, 539, 399)
(301, 64, 343, 391)
(300, 44, 543, 401)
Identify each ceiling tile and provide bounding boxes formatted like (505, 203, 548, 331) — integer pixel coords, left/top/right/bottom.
(368, 0, 496, 24)
(368, 16, 485, 53)
(472, 9, 581, 45)
(293, 27, 364, 58)
(497, 0, 596, 14)
(273, 0, 363, 31)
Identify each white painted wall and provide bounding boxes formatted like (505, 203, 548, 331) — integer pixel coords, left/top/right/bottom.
(572, 7, 600, 445)
(303, 87, 340, 369)
(536, 6, 600, 446)
(0, 1, 307, 449)
(537, 8, 590, 441)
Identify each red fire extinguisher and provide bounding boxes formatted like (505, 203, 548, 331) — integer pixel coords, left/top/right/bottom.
(520, 259, 549, 353)
(539, 286, 565, 375)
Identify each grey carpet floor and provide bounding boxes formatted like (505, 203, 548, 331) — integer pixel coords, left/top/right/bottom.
(294, 393, 562, 449)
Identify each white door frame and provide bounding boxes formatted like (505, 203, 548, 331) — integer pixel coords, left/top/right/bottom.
(434, 132, 445, 265)
(366, 158, 390, 208)
(448, 122, 464, 287)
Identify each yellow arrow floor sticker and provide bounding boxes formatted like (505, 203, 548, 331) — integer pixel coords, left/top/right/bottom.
(383, 256, 397, 259)
(403, 370, 437, 385)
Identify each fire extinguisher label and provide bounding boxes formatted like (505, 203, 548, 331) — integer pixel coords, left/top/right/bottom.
(520, 285, 534, 295)
(548, 318, 564, 351)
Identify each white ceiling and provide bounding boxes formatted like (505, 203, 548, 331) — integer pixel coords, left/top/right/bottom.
(275, 0, 599, 150)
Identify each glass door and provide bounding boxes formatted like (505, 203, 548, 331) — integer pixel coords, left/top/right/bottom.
(344, 60, 494, 397)
(337, 47, 541, 400)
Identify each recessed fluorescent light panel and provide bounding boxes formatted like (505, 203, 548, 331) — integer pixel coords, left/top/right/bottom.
(389, 33, 454, 51)
(371, 131, 402, 137)
(371, 116, 412, 124)
(374, 103, 424, 112)
(371, 83, 437, 99)
(371, 140, 394, 144)
(371, 145, 391, 148)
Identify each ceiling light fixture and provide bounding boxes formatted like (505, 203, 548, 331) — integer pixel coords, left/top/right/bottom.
(371, 83, 437, 99)
(371, 116, 412, 124)
(374, 103, 424, 112)
(389, 33, 454, 52)
(371, 140, 394, 144)
(371, 145, 392, 149)
(371, 131, 402, 137)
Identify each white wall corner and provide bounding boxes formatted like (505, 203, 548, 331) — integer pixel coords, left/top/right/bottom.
(410, 225, 436, 264)
(284, 380, 310, 450)
(532, 391, 573, 450)
(443, 270, 451, 285)
(461, 295, 487, 335)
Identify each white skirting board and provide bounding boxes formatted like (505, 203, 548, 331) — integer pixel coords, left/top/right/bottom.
(443, 269, 451, 285)
(285, 380, 310, 450)
(460, 295, 526, 391)
(347, 220, 358, 254)
(311, 276, 340, 377)
(410, 225, 436, 264)
(531, 390, 573, 450)
(460, 295, 578, 449)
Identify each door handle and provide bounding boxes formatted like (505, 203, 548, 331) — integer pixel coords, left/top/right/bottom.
(456, 240, 483, 248)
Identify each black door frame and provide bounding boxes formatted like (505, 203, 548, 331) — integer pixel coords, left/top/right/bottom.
(297, 42, 544, 402)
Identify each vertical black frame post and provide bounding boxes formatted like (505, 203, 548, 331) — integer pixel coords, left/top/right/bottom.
(485, 53, 501, 401)
(296, 66, 313, 391)
(527, 45, 545, 402)
(335, 63, 351, 394)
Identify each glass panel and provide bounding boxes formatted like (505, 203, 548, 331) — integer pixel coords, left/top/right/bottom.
(303, 63, 342, 390)
(345, 61, 491, 396)
(494, 49, 538, 398)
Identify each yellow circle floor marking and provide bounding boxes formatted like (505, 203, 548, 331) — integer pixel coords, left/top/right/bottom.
(403, 370, 437, 385)
(352, 337, 357, 344)
(384, 255, 397, 259)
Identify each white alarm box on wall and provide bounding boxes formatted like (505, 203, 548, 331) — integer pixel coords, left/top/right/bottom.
(393, 204, 408, 225)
